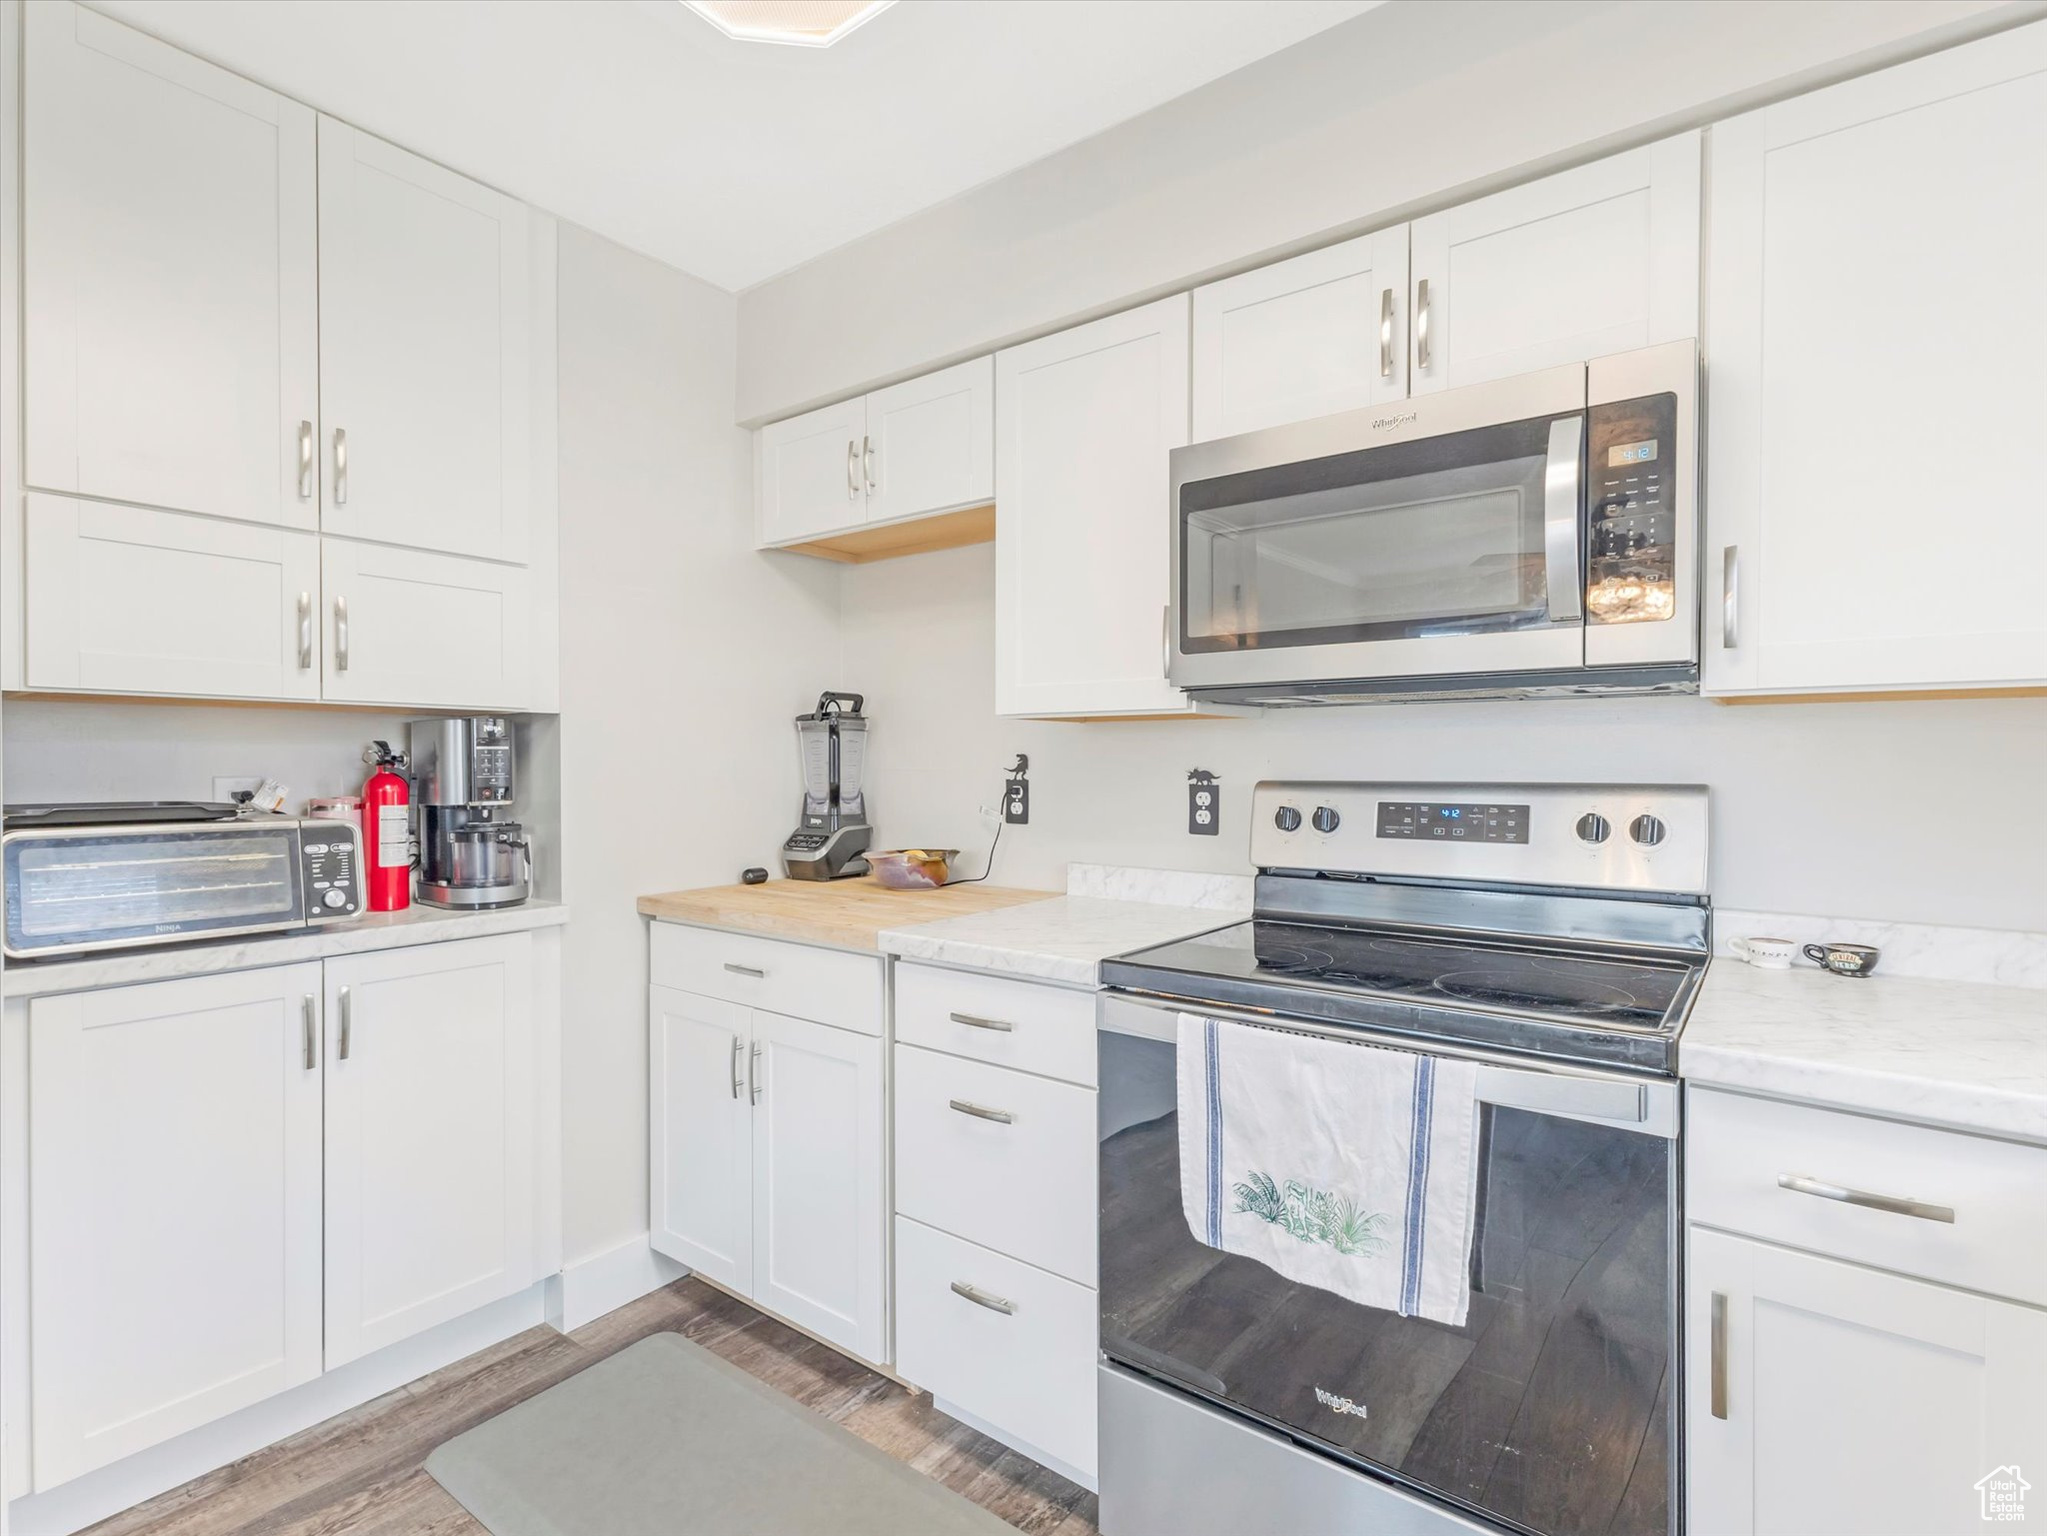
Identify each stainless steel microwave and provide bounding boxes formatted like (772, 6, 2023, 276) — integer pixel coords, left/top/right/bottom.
(2, 807, 364, 959)
(1169, 339, 1697, 704)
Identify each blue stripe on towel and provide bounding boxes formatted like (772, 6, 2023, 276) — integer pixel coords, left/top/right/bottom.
(1203, 1019, 1224, 1245)
(1400, 1055, 1437, 1315)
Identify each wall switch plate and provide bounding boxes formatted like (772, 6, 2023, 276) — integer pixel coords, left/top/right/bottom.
(1188, 774, 1220, 835)
(1004, 777, 1030, 825)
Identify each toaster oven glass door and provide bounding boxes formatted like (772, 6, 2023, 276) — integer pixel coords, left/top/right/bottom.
(4, 829, 306, 955)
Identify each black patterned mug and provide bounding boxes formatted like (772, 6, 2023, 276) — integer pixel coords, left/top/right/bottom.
(1804, 942, 1880, 977)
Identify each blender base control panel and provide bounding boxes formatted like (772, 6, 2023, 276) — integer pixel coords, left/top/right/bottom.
(301, 824, 363, 919)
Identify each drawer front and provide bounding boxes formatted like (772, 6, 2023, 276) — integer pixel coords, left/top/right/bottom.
(648, 922, 882, 1037)
(895, 963, 1098, 1085)
(895, 1044, 1096, 1285)
(1687, 1087, 2047, 1309)
(895, 1216, 1098, 1481)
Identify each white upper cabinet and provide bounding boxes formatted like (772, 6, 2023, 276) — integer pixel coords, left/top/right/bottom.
(861, 355, 995, 526)
(318, 119, 530, 563)
(23, 4, 318, 529)
(996, 294, 1198, 718)
(1705, 27, 2047, 696)
(1191, 227, 1409, 439)
(320, 538, 533, 711)
(1409, 135, 1700, 393)
(758, 396, 870, 545)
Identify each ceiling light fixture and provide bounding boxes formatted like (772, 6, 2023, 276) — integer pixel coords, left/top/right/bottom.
(681, 0, 896, 49)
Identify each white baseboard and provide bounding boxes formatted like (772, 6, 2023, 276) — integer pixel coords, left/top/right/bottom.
(8, 1284, 549, 1536)
(545, 1233, 687, 1335)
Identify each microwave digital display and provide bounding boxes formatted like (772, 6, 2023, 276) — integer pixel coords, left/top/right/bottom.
(1607, 439, 1659, 466)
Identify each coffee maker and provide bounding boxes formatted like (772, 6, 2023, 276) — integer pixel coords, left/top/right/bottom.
(408, 716, 531, 909)
(782, 692, 870, 881)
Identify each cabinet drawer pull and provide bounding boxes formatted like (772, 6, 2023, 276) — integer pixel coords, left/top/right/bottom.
(1379, 287, 1394, 379)
(1776, 1172, 1954, 1224)
(723, 963, 766, 979)
(1415, 278, 1432, 371)
(333, 427, 348, 505)
(729, 1036, 743, 1100)
(297, 592, 313, 670)
(297, 420, 314, 500)
(948, 1098, 1014, 1125)
(949, 1011, 1014, 1033)
(1710, 1290, 1728, 1420)
(950, 1280, 1018, 1316)
(337, 985, 352, 1061)
(302, 994, 317, 1071)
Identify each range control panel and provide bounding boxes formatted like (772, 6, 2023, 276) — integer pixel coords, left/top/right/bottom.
(301, 822, 363, 921)
(1253, 781, 1709, 896)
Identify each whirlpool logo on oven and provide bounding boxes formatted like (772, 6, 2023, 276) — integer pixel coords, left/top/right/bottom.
(1314, 1386, 1368, 1421)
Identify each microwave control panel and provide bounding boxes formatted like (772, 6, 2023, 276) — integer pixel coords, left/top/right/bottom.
(1586, 392, 1678, 627)
(302, 823, 363, 920)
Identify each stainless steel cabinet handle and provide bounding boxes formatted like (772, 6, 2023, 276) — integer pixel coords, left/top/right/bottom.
(863, 434, 876, 496)
(296, 592, 312, 670)
(1415, 278, 1432, 371)
(302, 994, 316, 1071)
(729, 1036, 744, 1100)
(1541, 416, 1584, 624)
(1379, 287, 1394, 379)
(948, 1098, 1014, 1125)
(1710, 1291, 1728, 1419)
(1161, 605, 1171, 677)
(333, 427, 348, 505)
(950, 1280, 1018, 1316)
(297, 420, 314, 500)
(723, 962, 766, 979)
(846, 439, 860, 500)
(1776, 1172, 1955, 1224)
(949, 1011, 1015, 1033)
(334, 596, 349, 672)
(749, 1042, 763, 1104)
(1721, 545, 1740, 649)
(337, 986, 352, 1061)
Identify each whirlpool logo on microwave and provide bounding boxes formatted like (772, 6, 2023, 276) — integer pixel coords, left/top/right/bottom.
(1371, 411, 1418, 431)
(1314, 1386, 1369, 1420)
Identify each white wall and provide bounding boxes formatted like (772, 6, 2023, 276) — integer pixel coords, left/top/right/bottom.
(840, 544, 2047, 934)
(736, 0, 2030, 422)
(554, 224, 839, 1266)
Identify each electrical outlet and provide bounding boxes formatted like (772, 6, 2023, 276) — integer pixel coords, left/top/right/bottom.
(1188, 773, 1220, 835)
(1004, 777, 1030, 825)
(213, 776, 262, 804)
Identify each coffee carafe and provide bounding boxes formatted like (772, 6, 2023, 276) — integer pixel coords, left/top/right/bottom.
(408, 716, 532, 909)
(781, 692, 870, 881)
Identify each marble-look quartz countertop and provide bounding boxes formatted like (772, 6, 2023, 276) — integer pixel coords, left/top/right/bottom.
(3, 899, 572, 999)
(1681, 960, 2047, 1143)
(879, 895, 1243, 988)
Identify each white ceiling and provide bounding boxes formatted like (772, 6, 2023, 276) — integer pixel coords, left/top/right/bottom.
(89, 0, 1381, 292)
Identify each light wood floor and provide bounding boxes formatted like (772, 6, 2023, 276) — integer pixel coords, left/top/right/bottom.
(83, 1277, 1101, 1536)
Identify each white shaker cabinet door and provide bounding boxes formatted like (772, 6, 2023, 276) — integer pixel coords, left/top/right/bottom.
(24, 2, 318, 529)
(320, 537, 532, 710)
(1409, 134, 1699, 394)
(649, 986, 754, 1294)
(861, 355, 995, 525)
(757, 396, 869, 545)
(1191, 226, 1410, 439)
(25, 495, 321, 700)
(1705, 29, 2047, 695)
(324, 935, 538, 1368)
(995, 294, 1197, 718)
(1688, 1227, 2047, 1536)
(749, 1009, 886, 1364)
(318, 118, 530, 562)
(28, 965, 326, 1489)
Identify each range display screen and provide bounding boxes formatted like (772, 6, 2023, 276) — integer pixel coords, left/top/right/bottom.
(1376, 801, 1529, 844)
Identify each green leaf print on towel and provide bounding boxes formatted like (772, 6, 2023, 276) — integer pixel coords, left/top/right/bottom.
(1231, 1171, 1392, 1258)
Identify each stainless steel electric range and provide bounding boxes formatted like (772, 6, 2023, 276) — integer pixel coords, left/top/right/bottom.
(1096, 781, 1710, 1536)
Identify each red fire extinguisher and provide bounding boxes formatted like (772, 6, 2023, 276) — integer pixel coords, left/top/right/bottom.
(361, 741, 412, 912)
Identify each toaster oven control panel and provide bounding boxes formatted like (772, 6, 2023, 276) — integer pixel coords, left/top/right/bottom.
(302, 825, 363, 921)
(1586, 391, 1677, 627)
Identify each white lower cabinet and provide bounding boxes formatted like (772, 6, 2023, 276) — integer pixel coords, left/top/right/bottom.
(648, 926, 887, 1365)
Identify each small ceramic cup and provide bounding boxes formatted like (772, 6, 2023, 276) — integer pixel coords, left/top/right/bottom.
(1804, 942, 1881, 978)
(1730, 936, 1794, 970)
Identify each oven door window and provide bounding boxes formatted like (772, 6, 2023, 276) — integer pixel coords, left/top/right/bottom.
(1099, 1026, 1673, 1536)
(4, 830, 304, 953)
(1180, 414, 1577, 653)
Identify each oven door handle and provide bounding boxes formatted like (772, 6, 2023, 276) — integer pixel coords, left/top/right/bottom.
(1542, 414, 1585, 625)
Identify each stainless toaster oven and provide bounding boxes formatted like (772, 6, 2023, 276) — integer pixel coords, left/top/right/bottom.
(2, 803, 364, 959)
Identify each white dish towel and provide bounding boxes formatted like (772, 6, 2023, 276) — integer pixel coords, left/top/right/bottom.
(1178, 1012, 1481, 1327)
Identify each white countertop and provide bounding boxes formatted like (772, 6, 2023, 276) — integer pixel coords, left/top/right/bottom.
(2, 900, 571, 999)
(1681, 959, 2047, 1142)
(879, 895, 1241, 988)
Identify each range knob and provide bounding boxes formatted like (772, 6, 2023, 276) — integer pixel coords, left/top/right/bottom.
(1274, 806, 1303, 833)
(1630, 813, 1667, 847)
(1575, 812, 1612, 844)
(1312, 806, 1341, 834)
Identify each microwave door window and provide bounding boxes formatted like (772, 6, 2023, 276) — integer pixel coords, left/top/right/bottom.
(9, 832, 300, 949)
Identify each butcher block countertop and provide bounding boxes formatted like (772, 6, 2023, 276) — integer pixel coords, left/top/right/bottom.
(637, 875, 1054, 953)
